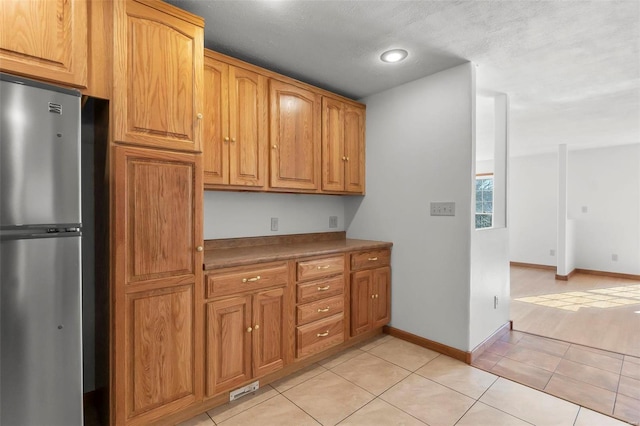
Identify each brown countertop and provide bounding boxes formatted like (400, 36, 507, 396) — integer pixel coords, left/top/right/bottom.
(203, 232, 392, 271)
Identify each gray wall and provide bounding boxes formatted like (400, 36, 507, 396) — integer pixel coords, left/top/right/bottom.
(346, 63, 476, 352)
(203, 191, 346, 239)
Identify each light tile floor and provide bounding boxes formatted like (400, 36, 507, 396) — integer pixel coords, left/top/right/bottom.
(178, 335, 631, 426)
(474, 330, 640, 425)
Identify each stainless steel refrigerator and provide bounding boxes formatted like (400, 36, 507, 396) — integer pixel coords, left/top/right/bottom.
(1, 74, 83, 425)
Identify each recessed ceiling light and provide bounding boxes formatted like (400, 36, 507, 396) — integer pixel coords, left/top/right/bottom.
(380, 49, 408, 63)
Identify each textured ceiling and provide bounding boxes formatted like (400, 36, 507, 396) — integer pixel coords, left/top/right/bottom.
(166, 0, 640, 156)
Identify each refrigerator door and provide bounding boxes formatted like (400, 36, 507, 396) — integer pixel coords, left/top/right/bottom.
(1, 234, 83, 425)
(0, 75, 81, 227)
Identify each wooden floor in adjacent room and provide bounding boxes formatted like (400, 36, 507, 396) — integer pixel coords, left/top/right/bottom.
(510, 265, 640, 358)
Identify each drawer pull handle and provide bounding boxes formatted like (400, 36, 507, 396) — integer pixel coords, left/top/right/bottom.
(317, 331, 330, 337)
(368, 257, 378, 261)
(317, 307, 330, 313)
(317, 285, 331, 291)
(316, 265, 331, 270)
(242, 275, 261, 283)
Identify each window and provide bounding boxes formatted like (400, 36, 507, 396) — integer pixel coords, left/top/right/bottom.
(475, 175, 493, 229)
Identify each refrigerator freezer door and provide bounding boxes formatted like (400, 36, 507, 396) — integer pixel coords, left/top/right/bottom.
(1, 235, 83, 425)
(0, 77, 81, 227)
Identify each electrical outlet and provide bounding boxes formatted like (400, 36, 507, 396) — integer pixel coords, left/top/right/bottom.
(430, 202, 455, 216)
(612, 254, 618, 261)
(582, 206, 588, 213)
(329, 216, 338, 228)
(494, 296, 499, 309)
(550, 249, 555, 256)
(270, 217, 278, 231)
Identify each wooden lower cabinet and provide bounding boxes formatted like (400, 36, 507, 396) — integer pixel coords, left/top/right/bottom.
(112, 145, 203, 425)
(206, 287, 286, 396)
(126, 285, 197, 418)
(351, 267, 391, 337)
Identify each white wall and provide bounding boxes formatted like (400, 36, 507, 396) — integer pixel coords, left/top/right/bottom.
(510, 144, 640, 275)
(345, 63, 475, 352)
(469, 93, 510, 349)
(203, 191, 346, 239)
(470, 228, 510, 348)
(509, 153, 558, 266)
(568, 144, 640, 275)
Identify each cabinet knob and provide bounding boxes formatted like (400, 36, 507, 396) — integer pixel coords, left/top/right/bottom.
(231, 137, 236, 143)
(272, 145, 278, 149)
(247, 327, 253, 333)
(342, 156, 347, 161)
(254, 324, 260, 330)
(371, 294, 375, 299)
(196, 246, 203, 252)
(224, 137, 230, 143)
(345, 157, 349, 161)
(197, 113, 203, 119)
(375, 294, 379, 298)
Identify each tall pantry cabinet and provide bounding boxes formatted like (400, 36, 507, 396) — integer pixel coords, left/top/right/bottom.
(110, 1, 204, 424)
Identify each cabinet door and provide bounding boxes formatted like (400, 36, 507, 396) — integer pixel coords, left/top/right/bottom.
(203, 57, 229, 185)
(112, 145, 204, 424)
(0, 0, 87, 87)
(344, 104, 365, 194)
(114, 0, 204, 152)
(269, 80, 321, 191)
(229, 66, 267, 187)
(113, 146, 203, 287)
(321, 97, 345, 192)
(206, 296, 252, 396)
(252, 287, 285, 377)
(125, 285, 196, 419)
(350, 270, 372, 336)
(372, 267, 391, 328)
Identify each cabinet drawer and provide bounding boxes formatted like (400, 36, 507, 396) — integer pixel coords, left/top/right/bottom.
(350, 249, 390, 271)
(296, 295, 344, 326)
(205, 262, 288, 298)
(297, 275, 344, 304)
(297, 255, 344, 281)
(296, 314, 344, 359)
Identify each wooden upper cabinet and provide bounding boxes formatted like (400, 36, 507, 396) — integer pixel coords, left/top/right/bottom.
(322, 97, 365, 194)
(203, 53, 267, 188)
(0, 0, 87, 87)
(343, 104, 366, 193)
(114, 0, 204, 152)
(321, 97, 345, 192)
(270, 79, 321, 191)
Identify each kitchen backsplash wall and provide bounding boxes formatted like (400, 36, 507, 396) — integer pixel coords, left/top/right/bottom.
(203, 191, 348, 239)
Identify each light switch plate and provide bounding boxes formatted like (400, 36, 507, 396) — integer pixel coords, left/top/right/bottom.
(430, 202, 455, 216)
(270, 217, 278, 231)
(329, 216, 338, 228)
